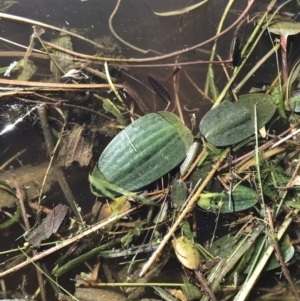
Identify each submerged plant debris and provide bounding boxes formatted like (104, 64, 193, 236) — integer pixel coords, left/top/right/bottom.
(2, 1, 300, 301)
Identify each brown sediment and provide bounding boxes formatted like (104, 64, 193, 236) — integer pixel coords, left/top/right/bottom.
(0, 162, 55, 208)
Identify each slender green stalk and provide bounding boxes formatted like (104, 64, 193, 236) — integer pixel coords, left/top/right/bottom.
(204, 0, 235, 100)
(19, 248, 80, 301)
(213, 0, 280, 107)
(0, 205, 21, 229)
(93, 282, 184, 287)
(53, 238, 122, 277)
(254, 104, 265, 208)
(233, 43, 280, 93)
(104, 61, 123, 103)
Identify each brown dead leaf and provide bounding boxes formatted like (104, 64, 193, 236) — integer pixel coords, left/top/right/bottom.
(57, 124, 93, 167)
(167, 289, 188, 301)
(24, 203, 69, 246)
(49, 32, 73, 81)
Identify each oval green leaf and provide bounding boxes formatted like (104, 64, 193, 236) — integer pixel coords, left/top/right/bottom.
(197, 185, 258, 213)
(93, 112, 193, 195)
(200, 94, 276, 146)
(237, 93, 276, 126)
(200, 101, 252, 146)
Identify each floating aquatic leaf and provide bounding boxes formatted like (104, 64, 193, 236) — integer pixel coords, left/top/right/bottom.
(200, 94, 276, 146)
(237, 93, 276, 123)
(90, 112, 193, 196)
(268, 21, 300, 36)
(200, 101, 252, 146)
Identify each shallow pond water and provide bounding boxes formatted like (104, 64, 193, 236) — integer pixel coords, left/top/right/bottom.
(1, 1, 300, 300)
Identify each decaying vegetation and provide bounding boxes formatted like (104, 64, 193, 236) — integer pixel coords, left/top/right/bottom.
(1, 0, 300, 300)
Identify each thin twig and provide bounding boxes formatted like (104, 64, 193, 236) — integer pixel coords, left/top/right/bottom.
(173, 55, 184, 123)
(271, 127, 300, 149)
(11, 167, 30, 230)
(139, 148, 230, 277)
(0, 78, 122, 89)
(233, 42, 280, 94)
(0, 149, 27, 171)
(233, 210, 298, 301)
(0, 12, 107, 49)
(37, 105, 82, 220)
(180, 148, 206, 181)
(194, 270, 218, 301)
(108, 0, 159, 54)
(266, 208, 300, 301)
(11, 167, 47, 301)
(0, 1, 255, 64)
(0, 207, 136, 277)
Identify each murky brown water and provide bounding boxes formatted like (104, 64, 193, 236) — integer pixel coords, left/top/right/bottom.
(1, 0, 300, 300)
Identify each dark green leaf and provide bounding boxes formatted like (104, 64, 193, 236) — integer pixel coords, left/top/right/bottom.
(200, 101, 252, 146)
(237, 93, 276, 125)
(94, 112, 193, 194)
(200, 94, 276, 146)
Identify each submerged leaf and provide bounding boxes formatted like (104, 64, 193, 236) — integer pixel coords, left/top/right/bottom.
(237, 93, 276, 125)
(57, 125, 93, 167)
(170, 179, 188, 207)
(197, 185, 258, 213)
(49, 32, 73, 80)
(24, 204, 69, 246)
